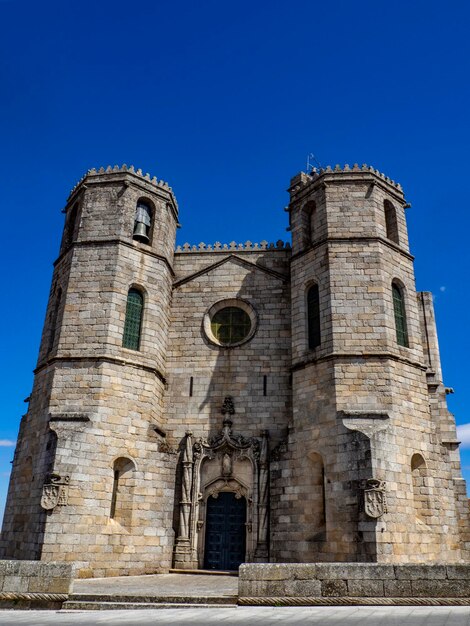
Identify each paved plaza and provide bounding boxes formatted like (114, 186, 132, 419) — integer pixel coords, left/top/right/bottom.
(72, 572, 238, 597)
(0, 606, 469, 625)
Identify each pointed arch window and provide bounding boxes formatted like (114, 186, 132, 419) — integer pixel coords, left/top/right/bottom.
(392, 282, 408, 347)
(122, 289, 144, 350)
(307, 284, 321, 349)
(384, 200, 399, 244)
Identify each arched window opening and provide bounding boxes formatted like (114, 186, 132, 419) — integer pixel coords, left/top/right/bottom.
(384, 200, 399, 244)
(133, 201, 153, 244)
(48, 288, 62, 353)
(45, 431, 58, 475)
(122, 289, 144, 350)
(110, 457, 135, 527)
(308, 201, 317, 244)
(63, 203, 79, 248)
(392, 282, 408, 347)
(411, 453, 431, 523)
(301, 201, 316, 248)
(307, 284, 321, 349)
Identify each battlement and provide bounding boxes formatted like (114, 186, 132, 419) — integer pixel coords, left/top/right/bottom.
(175, 240, 291, 253)
(289, 163, 403, 196)
(67, 164, 173, 201)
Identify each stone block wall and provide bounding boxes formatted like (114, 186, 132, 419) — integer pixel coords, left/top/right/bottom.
(239, 563, 470, 603)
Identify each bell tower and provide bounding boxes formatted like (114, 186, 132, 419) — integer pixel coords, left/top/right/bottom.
(0, 165, 180, 575)
(278, 163, 468, 563)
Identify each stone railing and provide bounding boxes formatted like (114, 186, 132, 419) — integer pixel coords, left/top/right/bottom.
(175, 240, 291, 253)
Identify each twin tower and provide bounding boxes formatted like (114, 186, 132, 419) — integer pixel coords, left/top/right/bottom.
(1, 164, 468, 577)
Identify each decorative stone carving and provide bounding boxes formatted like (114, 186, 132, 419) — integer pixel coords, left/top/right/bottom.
(255, 430, 269, 559)
(222, 452, 232, 477)
(221, 396, 235, 416)
(40, 473, 70, 511)
(362, 478, 387, 519)
(174, 407, 269, 569)
(271, 439, 287, 461)
(173, 432, 195, 568)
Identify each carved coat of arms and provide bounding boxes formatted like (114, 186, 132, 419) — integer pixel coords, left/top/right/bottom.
(40, 474, 70, 511)
(363, 479, 387, 519)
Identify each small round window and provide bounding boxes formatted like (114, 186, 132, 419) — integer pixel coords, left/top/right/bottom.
(204, 299, 257, 347)
(211, 307, 251, 344)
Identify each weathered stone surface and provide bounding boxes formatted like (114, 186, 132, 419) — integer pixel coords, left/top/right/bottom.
(411, 580, 470, 598)
(384, 580, 412, 597)
(348, 579, 384, 597)
(284, 579, 321, 597)
(239, 564, 294, 581)
(0, 561, 74, 595)
(395, 565, 447, 580)
(321, 580, 348, 597)
(316, 564, 395, 580)
(0, 164, 468, 576)
(446, 565, 470, 580)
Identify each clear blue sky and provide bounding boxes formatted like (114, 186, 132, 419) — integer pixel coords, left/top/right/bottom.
(0, 0, 469, 519)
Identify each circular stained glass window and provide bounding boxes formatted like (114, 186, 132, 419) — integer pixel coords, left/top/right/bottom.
(210, 307, 251, 345)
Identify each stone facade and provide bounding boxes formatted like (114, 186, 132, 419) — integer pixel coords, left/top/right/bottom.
(0, 163, 468, 577)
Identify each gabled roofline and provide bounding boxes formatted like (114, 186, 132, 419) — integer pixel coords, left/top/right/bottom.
(173, 254, 289, 288)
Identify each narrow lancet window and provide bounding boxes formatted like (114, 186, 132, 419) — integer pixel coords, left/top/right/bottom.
(392, 282, 408, 347)
(122, 289, 144, 350)
(384, 200, 399, 244)
(110, 458, 135, 527)
(307, 284, 321, 349)
(48, 288, 62, 353)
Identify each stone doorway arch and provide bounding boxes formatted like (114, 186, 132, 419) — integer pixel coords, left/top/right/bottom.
(173, 400, 269, 570)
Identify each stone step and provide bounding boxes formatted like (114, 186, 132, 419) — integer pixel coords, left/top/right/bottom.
(64, 594, 239, 610)
(63, 600, 238, 610)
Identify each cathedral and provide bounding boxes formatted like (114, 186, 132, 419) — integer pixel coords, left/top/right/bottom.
(1, 163, 468, 578)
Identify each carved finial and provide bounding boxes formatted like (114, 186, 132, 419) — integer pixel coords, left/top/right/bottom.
(221, 396, 235, 416)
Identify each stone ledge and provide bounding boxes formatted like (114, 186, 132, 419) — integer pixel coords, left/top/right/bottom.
(239, 563, 470, 601)
(238, 596, 470, 606)
(0, 560, 76, 595)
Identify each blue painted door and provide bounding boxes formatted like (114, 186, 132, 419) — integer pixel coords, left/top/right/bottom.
(204, 492, 246, 571)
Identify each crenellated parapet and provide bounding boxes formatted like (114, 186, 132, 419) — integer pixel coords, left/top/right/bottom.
(67, 164, 177, 210)
(175, 240, 291, 253)
(289, 163, 404, 203)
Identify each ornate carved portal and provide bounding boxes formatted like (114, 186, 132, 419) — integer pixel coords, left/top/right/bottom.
(173, 405, 269, 569)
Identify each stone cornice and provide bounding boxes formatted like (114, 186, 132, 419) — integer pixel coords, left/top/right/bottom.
(53, 239, 175, 277)
(290, 236, 414, 263)
(292, 351, 427, 372)
(34, 355, 166, 384)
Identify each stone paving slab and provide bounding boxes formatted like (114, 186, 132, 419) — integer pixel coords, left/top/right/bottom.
(1, 606, 470, 625)
(72, 573, 238, 597)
